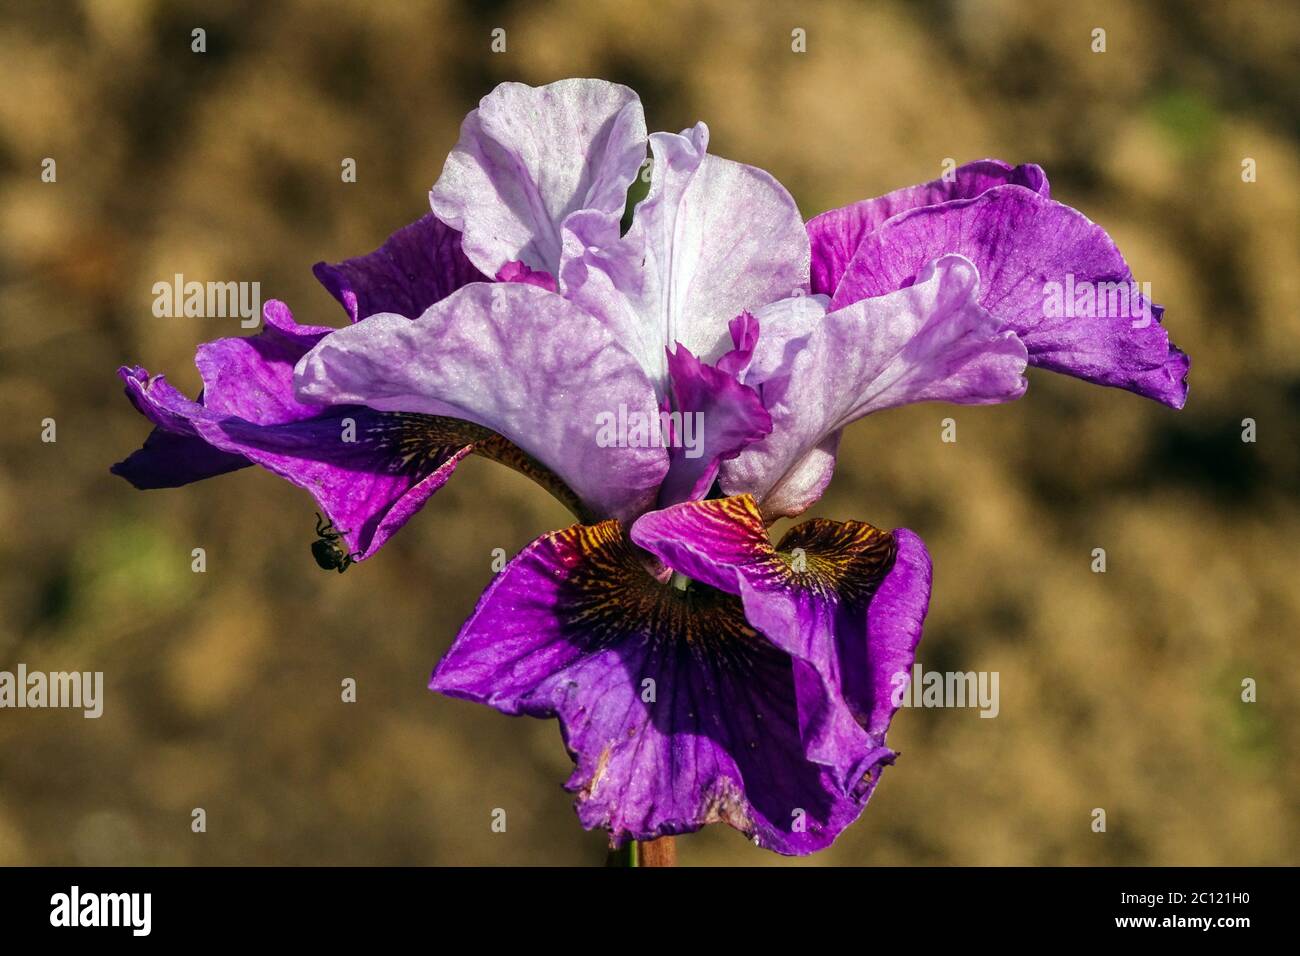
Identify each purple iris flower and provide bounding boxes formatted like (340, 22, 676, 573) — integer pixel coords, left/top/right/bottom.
(113, 79, 1188, 855)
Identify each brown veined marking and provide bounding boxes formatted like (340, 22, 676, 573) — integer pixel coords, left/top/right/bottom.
(376, 412, 594, 522)
(555, 519, 769, 673)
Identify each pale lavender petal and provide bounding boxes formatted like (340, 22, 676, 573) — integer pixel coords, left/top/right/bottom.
(809, 159, 1048, 296)
(833, 184, 1188, 408)
(313, 213, 486, 323)
(431, 520, 892, 853)
(295, 283, 668, 523)
(721, 255, 1028, 517)
(560, 123, 810, 394)
(429, 79, 647, 277)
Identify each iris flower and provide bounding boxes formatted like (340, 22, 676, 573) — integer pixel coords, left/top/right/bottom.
(113, 79, 1187, 856)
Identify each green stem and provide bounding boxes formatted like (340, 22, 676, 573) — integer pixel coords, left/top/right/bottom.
(606, 841, 639, 867)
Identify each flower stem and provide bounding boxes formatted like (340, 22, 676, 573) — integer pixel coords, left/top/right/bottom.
(605, 837, 677, 867)
(606, 842, 638, 867)
(639, 836, 677, 866)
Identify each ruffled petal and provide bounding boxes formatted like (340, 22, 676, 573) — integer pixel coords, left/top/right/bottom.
(429, 79, 647, 277)
(111, 366, 250, 487)
(312, 213, 486, 323)
(295, 283, 669, 523)
(630, 495, 931, 744)
(495, 259, 558, 293)
(431, 520, 892, 853)
(194, 299, 334, 422)
(113, 303, 486, 561)
(809, 159, 1049, 296)
(197, 303, 481, 558)
(657, 337, 771, 508)
(721, 255, 1028, 518)
(212, 410, 477, 559)
(832, 182, 1188, 408)
(559, 123, 810, 393)
(716, 311, 760, 378)
(117, 364, 211, 432)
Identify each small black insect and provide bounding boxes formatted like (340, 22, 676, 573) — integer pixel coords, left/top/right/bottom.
(312, 512, 361, 573)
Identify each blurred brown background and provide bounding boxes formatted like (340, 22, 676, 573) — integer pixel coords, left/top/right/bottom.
(1, 0, 1297, 866)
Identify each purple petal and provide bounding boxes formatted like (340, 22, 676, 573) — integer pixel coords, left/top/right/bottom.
(313, 213, 486, 323)
(495, 260, 558, 293)
(429, 79, 647, 277)
(198, 302, 497, 557)
(630, 495, 931, 746)
(111, 418, 250, 496)
(809, 159, 1049, 296)
(722, 255, 1028, 518)
(117, 364, 209, 432)
(295, 283, 669, 523)
(112, 366, 252, 487)
(195, 299, 333, 423)
(212, 410, 474, 559)
(113, 301, 479, 560)
(658, 341, 771, 507)
(854, 527, 931, 741)
(431, 520, 892, 853)
(111, 429, 250, 489)
(560, 123, 810, 393)
(715, 311, 760, 378)
(832, 183, 1188, 408)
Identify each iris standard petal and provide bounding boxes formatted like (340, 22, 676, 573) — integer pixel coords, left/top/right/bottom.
(429, 78, 648, 278)
(560, 123, 810, 393)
